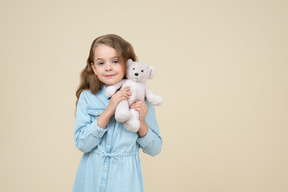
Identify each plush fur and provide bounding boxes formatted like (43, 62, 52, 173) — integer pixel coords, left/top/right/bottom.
(106, 59, 162, 132)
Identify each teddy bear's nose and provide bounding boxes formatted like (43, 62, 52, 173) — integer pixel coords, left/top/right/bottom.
(134, 73, 139, 76)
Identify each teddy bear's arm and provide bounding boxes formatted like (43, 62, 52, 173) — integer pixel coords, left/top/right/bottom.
(145, 87, 163, 106)
(105, 79, 126, 97)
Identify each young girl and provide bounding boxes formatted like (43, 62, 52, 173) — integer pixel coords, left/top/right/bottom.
(73, 34, 162, 192)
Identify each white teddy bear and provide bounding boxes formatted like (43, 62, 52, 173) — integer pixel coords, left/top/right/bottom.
(106, 59, 162, 132)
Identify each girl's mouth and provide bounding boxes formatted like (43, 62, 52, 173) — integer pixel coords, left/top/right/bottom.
(105, 74, 116, 78)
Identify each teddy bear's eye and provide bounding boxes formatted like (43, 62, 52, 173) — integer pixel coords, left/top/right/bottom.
(133, 68, 135, 70)
(141, 70, 144, 72)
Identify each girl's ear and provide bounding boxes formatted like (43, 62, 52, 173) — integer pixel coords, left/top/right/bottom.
(91, 63, 97, 76)
(149, 66, 156, 79)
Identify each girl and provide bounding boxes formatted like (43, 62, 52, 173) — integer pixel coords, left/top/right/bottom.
(73, 34, 162, 192)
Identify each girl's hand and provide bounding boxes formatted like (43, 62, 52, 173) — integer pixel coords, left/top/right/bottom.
(131, 100, 149, 137)
(97, 88, 131, 129)
(130, 100, 148, 122)
(106, 87, 131, 116)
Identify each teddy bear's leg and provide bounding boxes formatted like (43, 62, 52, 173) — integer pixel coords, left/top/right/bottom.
(124, 109, 140, 132)
(115, 100, 131, 122)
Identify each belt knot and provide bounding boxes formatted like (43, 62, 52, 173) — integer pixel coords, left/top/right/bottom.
(99, 151, 119, 161)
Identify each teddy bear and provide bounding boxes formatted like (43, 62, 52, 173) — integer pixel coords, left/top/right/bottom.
(106, 59, 162, 132)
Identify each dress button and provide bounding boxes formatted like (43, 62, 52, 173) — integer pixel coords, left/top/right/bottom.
(107, 142, 110, 145)
(100, 190, 103, 192)
(96, 111, 98, 114)
(105, 165, 108, 168)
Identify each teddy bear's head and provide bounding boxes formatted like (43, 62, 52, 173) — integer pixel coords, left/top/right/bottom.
(126, 59, 156, 83)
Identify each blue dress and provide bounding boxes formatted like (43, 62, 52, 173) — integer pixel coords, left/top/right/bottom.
(73, 86, 162, 192)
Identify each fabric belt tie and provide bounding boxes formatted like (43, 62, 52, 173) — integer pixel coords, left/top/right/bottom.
(95, 150, 139, 162)
(99, 151, 119, 161)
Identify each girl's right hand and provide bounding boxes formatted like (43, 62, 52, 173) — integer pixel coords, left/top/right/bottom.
(97, 87, 131, 129)
(106, 87, 131, 116)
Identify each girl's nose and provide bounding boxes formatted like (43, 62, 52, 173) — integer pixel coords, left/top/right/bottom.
(105, 63, 112, 71)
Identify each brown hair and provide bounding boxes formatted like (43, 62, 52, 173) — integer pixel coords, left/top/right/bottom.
(75, 34, 137, 107)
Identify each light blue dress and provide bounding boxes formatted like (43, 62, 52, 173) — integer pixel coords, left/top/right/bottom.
(73, 86, 162, 192)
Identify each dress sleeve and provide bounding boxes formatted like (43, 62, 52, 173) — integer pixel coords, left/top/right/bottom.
(137, 101, 162, 156)
(74, 91, 107, 153)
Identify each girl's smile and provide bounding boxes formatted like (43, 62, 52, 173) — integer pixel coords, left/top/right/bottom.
(105, 74, 116, 78)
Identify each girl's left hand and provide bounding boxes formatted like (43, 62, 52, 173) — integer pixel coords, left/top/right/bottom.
(130, 100, 148, 123)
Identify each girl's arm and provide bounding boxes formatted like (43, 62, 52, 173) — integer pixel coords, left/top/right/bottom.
(74, 91, 107, 153)
(74, 88, 131, 153)
(132, 100, 162, 156)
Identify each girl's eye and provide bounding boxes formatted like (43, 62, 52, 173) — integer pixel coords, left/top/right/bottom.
(113, 60, 119, 64)
(141, 70, 144, 72)
(98, 62, 104, 65)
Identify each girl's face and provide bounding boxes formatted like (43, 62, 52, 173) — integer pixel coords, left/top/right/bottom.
(91, 44, 125, 86)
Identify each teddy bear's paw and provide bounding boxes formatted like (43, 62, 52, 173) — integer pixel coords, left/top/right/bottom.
(150, 95, 163, 106)
(115, 111, 132, 122)
(124, 119, 140, 132)
(106, 86, 117, 97)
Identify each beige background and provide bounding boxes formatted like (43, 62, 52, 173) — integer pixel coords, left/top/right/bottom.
(1, 0, 288, 191)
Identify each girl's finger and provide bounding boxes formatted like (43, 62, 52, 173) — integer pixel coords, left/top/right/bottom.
(136, 100, 147, 109)
(131, 106, 141, 112)
(114, 91, 130, 98)
(119, 90, 131, 96)
(132, 104, 145, 111)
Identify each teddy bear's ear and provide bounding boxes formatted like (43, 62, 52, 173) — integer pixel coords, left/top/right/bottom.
(149, 66, 156, 79)
(126, 59, 133, 67)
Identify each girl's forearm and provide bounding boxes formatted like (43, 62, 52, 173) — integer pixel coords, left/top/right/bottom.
(97, 109, 113, 129)
(138, 120, 148, 137)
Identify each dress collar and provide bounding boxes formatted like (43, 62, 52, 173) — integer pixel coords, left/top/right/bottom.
(99, 85, 110, 100)
(100, 85, 107, 94)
